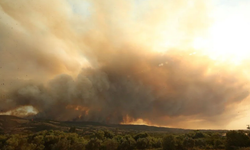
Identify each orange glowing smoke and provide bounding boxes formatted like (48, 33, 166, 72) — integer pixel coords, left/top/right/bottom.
(121, 115, 152, 126)
(66, 105, 89, 116)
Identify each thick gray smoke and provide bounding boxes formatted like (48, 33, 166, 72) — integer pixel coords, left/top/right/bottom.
(1, 50, 249, 128)
(0, 0, 249, 128)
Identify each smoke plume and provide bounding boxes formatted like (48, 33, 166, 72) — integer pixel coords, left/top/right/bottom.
(0, 0, 249, 129)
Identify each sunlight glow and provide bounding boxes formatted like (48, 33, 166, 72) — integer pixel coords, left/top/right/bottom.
(193, 6, 250, 65)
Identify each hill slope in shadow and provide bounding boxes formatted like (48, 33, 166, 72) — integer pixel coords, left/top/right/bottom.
(0, 115, 226, 134)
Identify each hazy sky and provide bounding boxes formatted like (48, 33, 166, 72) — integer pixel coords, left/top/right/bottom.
(0, 0, 250, 129)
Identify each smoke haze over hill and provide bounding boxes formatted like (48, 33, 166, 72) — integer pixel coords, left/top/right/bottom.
(0, 0, 250, 129)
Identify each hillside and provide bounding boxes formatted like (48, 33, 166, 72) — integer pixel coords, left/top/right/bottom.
(0, 115, 227, 134)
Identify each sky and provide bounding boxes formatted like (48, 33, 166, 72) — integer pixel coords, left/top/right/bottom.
(0, 0, 250, 129)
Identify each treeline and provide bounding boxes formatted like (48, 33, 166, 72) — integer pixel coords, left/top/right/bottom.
(0, 129, 250, 150)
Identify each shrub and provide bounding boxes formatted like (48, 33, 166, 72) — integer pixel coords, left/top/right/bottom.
(104, 130, 114, 139)
(101, 139, 118, 150)
(134, 132, 149, 141)
(226, 131, 250, 150)
(117, 135, 136, 150)
(86, 138, 101, 150)
(162, 135, 176, 150)
(183, 137, 194, 148)
(136, 137, 151, 149)
(69, 127, 76, 133)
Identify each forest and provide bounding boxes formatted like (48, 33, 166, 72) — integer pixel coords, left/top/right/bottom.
(1, 127, 250, 150)
(1, 115, 250, 150)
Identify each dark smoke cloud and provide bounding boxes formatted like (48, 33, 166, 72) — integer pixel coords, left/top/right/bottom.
(1, 50, 249, 128)
(0, 0, 249, 129)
